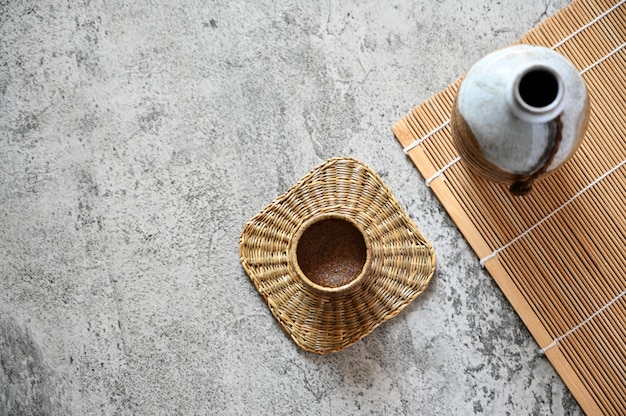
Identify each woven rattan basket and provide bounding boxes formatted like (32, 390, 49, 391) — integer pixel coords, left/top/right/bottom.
(239, 157, 436, 354)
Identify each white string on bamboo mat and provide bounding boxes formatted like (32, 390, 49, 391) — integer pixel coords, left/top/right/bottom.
(479, 159, 626, 267)
(550, 0, 625, 50)
(401, 2, 624, 154)
(540, 288, 626, 354)
(425, 156, 461, 186)
(403, 120, 450, 153)
(580, 41, 625, 74)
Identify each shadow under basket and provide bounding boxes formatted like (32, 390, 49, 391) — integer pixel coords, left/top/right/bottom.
(239, 157, 435, 354)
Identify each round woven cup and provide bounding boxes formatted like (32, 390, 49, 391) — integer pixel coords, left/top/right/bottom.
(290, 213, 372, 298)
(240, 157, 435, 354)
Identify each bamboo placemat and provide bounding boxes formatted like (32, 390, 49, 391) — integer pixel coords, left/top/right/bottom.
(393, 0, 625, 414)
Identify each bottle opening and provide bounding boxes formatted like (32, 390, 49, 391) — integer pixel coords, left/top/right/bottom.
(518, 68, 560, 109)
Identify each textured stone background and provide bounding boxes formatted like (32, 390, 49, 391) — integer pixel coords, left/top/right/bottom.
(0, 0, 584, 414)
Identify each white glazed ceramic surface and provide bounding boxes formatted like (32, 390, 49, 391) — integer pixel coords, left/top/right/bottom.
(456, 44, 588, 175)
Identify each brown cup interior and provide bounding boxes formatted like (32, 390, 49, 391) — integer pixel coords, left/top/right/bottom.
(295, 217, 367, 289)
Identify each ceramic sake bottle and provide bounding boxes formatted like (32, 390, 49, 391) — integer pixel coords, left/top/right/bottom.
(451, 44, 589, 195)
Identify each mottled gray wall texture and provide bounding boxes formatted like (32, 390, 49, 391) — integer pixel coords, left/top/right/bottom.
(1, 0, 582, 415)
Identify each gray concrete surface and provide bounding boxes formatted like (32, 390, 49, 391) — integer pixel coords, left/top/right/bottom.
(0, 0, 584, 415)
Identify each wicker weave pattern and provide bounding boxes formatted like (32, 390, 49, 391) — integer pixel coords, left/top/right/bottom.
(240, 158, 435, 354)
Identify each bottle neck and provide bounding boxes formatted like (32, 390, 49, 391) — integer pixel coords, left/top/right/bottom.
(508, 65, 565, 123)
